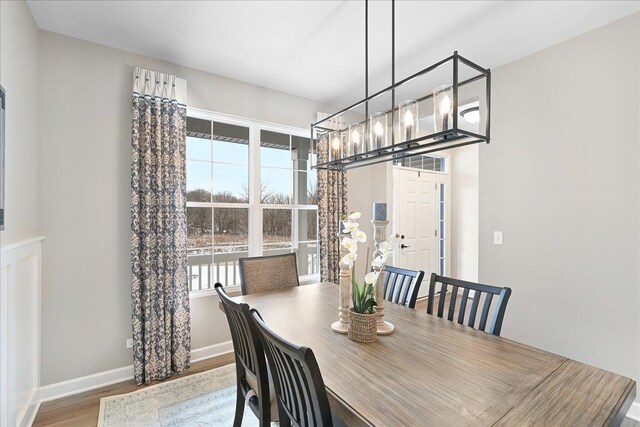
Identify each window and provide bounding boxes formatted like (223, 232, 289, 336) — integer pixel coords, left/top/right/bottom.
(394, 154, 446, 172)
(186, 113, 318, 294)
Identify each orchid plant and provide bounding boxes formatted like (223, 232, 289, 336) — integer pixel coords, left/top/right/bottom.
(340, 212, 403, 314)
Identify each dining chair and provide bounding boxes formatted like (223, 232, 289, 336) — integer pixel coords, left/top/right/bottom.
(250, 308, 341, 427)
(215, 283, 277, 426)
(381, 265, 425, 308)
(239, 253, 299, 295)
(427, 273, 512, 336)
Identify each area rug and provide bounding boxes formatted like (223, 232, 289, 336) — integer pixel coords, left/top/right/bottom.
(98, 364, 260, 426)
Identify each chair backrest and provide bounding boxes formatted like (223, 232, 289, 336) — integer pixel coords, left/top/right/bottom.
(381, 265, 425, 309)
(215, 284, 270, 402)
(239, 253, 300, 295)
(250, 309, 333, 427)
(427, 273, 512, 336)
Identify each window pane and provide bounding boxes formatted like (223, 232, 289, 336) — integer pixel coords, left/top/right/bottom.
(261, 130, 290, 168)
(213, 139, 248, 165)
(187, 207, 212, 253)
(296, 209, 318, 242)
(307, 169, 318, 204)
(261, 168, 292, 204)
(213, 164, 249, 202)
(263, 208, 292, 248)
(214, 207, 248, 252)
(295, 241, 319, 276)
(186, 210, 215, 293)
(187, 136, 211, 161)
(187, 161, 212, 201)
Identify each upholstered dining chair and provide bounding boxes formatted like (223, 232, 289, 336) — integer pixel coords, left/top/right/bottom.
(215, 283, 277, 427)
(239, 253, 300, 295)
(250, 308, 343, 427)
(381, 265, 425, 309)
(426, 273, 512, 336)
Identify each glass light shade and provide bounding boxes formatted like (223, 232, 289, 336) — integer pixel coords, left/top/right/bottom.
(368, 112, 388, 151)
(461, 106, 480, 124)
(328, 130, 343, 163)
(398, 100, 419, 143)
(433, 85, 453, 133)
(348, 122, 365, 157)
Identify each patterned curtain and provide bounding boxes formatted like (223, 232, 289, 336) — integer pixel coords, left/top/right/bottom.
(130, 68, 190, 385)
(317, 134, 348, 283)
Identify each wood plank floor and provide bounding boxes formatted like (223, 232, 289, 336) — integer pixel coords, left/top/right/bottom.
(33, 352, 235, 427)
(33, 300, 639, 427)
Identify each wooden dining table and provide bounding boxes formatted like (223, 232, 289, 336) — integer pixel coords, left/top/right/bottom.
(229, 282, 636, 426)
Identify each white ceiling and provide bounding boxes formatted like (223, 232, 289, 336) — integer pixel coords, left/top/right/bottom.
(27, 1, 639, 108)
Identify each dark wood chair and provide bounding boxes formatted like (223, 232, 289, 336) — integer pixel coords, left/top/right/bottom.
(381, 265, 425, 309)
(215, 283, 277, 426)
(250, 308, 339, 427)
(427, 273, 512, 336)
(239, 253, 299, 295)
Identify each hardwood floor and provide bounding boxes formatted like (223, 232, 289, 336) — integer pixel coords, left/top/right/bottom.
(33, 352, 235, 427)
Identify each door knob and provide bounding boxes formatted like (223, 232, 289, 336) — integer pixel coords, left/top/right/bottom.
(400, 244, 410, 249)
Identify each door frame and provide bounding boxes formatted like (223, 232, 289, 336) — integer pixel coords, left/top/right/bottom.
(390, 156, 451, 278)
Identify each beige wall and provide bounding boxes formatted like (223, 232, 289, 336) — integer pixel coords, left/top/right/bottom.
(0, 0, 40, 245)
(450, 145, 479, 281)
(37, 31, 343, 385)
(479, 13, 640, 394)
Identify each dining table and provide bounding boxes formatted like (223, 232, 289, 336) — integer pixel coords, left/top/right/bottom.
(228, 282, 636, 426)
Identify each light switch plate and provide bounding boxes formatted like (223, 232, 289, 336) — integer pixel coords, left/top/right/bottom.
(126, 338, 134, 349)
(493, 231, 503, 245)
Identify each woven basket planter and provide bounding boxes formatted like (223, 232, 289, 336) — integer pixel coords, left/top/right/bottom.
(348, 308, 378, 343)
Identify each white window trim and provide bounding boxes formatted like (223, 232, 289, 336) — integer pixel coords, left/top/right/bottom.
(186, 108, 320, 295)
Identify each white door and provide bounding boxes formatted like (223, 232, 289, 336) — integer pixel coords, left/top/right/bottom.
(393, 167, 438, 298)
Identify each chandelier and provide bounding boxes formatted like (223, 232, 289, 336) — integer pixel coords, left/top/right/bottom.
(312, 0, 491, 170)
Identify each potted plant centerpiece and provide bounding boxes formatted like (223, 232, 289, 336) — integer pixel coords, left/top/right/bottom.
(339, 213, 402, 343)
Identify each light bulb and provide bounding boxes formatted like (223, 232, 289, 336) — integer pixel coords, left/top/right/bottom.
(404, 109, 414, 125)
(440, 95, 452, 114)
(374, 121, 384, 136)
(331, 135, 340, 150)
(352, 130, 360, 144)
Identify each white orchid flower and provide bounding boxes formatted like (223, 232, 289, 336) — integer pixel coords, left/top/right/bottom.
(342, 221, 359, 234)
(352, 229, 367, 243)
(371, 256, 385, 268)
(364, 271, 379, 285)
(340, 252, 357, 268)
(348, 212, 362, 220)
(378, 240, 393, 254)
(341, 237, 358, 253)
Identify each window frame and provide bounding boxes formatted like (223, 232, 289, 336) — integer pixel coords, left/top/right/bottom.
(187, 108, 320, 298)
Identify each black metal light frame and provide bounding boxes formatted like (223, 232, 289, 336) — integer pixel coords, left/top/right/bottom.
(311, 0, 491, 171)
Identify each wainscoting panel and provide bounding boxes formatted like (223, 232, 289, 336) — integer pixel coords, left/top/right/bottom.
(1, 237, 43, 427)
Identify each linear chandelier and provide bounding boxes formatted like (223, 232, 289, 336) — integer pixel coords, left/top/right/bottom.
(311, 0, 491, 170)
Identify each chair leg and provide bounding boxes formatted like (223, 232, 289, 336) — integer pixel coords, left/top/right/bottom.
(277, 401, 291, 427)
(233, 384, 245, 427)
(258, 399, 269, 427)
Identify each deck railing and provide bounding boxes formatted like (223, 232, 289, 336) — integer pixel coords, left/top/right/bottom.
(188, 246, 318, 292)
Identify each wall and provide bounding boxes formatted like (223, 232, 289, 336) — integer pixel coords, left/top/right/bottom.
(480, 12, 639, 397)
(0, 0, 40, 244)
(37, 31, 346, 386)
(0, 2, 42, 425)
(450, 145, 479, 281)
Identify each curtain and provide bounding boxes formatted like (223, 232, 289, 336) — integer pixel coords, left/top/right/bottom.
(130, 68, 190, 385)
(317, 134, 348, 283)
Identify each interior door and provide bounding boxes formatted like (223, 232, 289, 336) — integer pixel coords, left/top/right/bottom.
(393, 167, 437, 298)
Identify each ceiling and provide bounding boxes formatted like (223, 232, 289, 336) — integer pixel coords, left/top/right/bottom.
(27, 1, 639, 108)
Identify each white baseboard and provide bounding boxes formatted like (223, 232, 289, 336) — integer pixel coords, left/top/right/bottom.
(627, 401, 640, 421)
(191, 341, 234, 363)
(39, 341, 233, 404)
